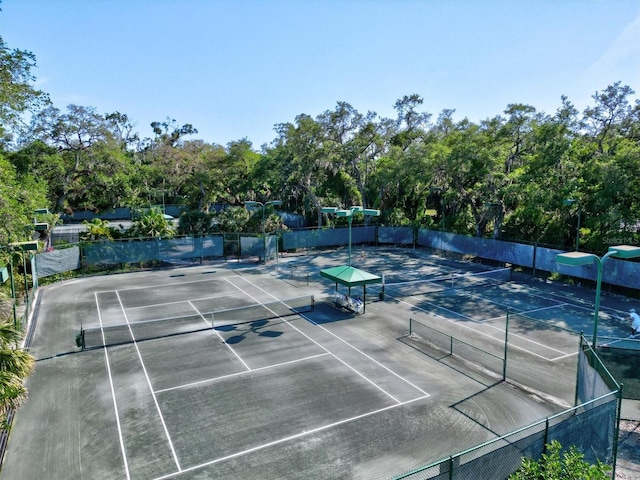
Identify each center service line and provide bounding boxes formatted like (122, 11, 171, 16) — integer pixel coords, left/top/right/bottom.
(224, 278, 405, 404)
(230, 277, 430, 399)
(115, 291, 182, 472)
(187, 300, 251, 372)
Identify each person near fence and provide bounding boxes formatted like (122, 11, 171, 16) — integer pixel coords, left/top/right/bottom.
(629, 308, 640, 337)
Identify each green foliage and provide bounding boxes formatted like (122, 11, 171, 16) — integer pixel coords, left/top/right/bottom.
(0, 35, 50, 145)
(126, 209, 174, 239)
(509, 441, 611, 479)
(0, 153, 49, 245)
(216, 206, 250, 233)
(81, 218, 117, 241)
(177, 210, 215, 236)
(0, 319, 35, 431)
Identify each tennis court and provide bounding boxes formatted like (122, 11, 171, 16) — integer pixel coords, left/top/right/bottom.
(2, 248, 633, 479)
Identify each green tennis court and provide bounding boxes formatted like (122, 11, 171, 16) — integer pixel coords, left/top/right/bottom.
(2, 249, 635, 479)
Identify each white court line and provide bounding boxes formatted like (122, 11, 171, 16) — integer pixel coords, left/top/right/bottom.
(151, 394, 430, 480)
(95, 293, 131, 480)
(94, 275, 240, 294)
(231, 277, 430, 398)
(115, 291, 182, 472)
(187, 301, 251, 372)
(155, 353, 331, 394)
(224, 278, 408, 404)
(386, 291, 574, 361)
(125, 291, 239, 311)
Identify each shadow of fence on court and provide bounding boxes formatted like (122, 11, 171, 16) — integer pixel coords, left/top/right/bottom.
(392, 335, 622, 479)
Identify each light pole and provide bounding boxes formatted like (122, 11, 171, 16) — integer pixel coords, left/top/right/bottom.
(8, 241, 39, 327)
(563, 199, 581, 251)
(556, 245, 640, 348)
(244, 200, 282, 263)
(321, 206, 380, 266)
(429, 187, 445, 230)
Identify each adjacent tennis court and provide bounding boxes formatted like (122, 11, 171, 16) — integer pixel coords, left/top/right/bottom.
(2, 248, 635, 479)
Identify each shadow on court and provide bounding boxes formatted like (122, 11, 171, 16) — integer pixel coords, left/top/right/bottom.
(218, 319, 285, 344)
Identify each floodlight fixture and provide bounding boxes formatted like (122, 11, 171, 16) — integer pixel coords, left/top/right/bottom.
(363, 209, 380, 216)
(555, 251, 596, 266)
(321, 207, 339, 214)
(608, 245, 640, 259)
(556, 245, 640, 347)
(10, 241, 39, 251)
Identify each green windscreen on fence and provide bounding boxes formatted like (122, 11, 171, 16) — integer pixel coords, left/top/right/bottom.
(393, 335, 620, 480)
(80, 295, 314, 349)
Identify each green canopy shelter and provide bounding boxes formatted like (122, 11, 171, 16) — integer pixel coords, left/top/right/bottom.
(320, 265, 382, 313)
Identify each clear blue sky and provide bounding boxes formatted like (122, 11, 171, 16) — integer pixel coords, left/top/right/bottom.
(2, 0, 640, 149)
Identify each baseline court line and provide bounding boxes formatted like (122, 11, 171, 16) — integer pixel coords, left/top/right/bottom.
(155, 353, 331, 394)
(151, 395, 430, 480)
(231, 277, 431, 398)
(115, 291, 182, 472)
(95, 293, 131, 480)
(224, 278, 406, 404)
(188, 301, 252, 371)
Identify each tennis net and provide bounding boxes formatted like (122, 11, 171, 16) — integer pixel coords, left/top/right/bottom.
(80, 295, 315, 349)
(212, 295, 315, 326)
(383, 267, 512, 297)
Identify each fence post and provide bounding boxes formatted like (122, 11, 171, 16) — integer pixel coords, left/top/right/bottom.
(574, 333, 584, 407)
(503, 309, 509, 381)
(543, 418, 550, 454)
(611, 383, 623, 479)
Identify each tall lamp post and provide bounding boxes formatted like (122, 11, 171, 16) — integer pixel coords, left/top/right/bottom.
(563, 199, 581, 251)
(8, 241, 39, 327)
(429, 187, 445, 230)
(244, 200, 282, 264)
(556, 245, 640, 348)
(321, 206, 380, 266)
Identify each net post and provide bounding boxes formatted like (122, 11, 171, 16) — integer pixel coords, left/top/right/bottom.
(503, 308, 509, 381)
(409, 318, 412, 336)
(81, 329, 85, 351)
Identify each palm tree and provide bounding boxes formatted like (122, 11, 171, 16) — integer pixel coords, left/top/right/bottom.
(0, 319, 35, 429)
(128, 209, 175, 239)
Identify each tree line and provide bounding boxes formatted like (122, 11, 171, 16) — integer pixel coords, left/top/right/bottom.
(2, 26, 640, 256)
